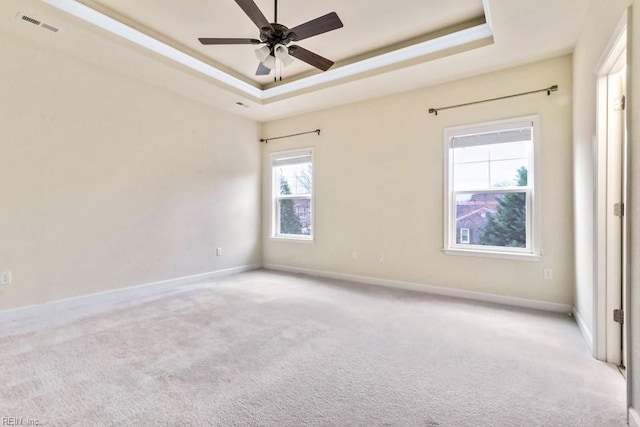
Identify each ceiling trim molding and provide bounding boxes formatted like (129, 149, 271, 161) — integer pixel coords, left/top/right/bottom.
(262, 23, 493, 101)
(481, 0, 494, 32)
(40, 0, 263, 98)
(41, 0, 494, 103)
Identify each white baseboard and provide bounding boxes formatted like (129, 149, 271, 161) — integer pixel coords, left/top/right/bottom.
(630, 407, 640, 427)
(572, 307, 594, 352)
(263, 264, 572, 313)
(0, 264, 260, 328)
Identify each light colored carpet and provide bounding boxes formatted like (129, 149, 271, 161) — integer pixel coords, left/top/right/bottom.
(0, 270, 626, 426)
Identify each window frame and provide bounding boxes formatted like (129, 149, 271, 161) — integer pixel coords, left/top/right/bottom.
(443, 115, 541, 261)
(270, 148, 315, 242)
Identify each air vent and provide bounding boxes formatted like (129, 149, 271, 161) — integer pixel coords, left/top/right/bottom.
(21, 15, 41, 26)
(17, 13, 60, 33)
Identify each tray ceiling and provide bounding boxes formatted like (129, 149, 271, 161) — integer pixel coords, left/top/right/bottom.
(3, 0, 591, 121)
(79, 0, 486, 87)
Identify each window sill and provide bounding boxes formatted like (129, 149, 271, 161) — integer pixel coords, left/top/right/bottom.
(442, 248, 542, 262)
(270, 236, 314, 244)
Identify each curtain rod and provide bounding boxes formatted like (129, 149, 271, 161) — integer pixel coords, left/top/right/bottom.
(260, 129, 320, 143)
(428, 85, 558, 116)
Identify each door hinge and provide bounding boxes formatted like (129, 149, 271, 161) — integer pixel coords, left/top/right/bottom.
(614, 95, 626, 111)
(614, 203, 625, 217)
(614, 309, 624, 324)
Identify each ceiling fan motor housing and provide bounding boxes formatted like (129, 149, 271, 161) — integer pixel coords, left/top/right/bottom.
(260, 23, 294, 47)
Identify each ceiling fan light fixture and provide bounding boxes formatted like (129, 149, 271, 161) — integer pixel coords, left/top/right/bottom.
(263, 54, 276, 70)
(254, 45, 271, 62)
(280, 55, 295, 68)
(274, 44, 295, 67)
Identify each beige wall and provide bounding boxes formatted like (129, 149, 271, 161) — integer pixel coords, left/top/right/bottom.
(0, 34, 261, 310)
(262, 55, 574, 306)
(572, 0, 632, 350)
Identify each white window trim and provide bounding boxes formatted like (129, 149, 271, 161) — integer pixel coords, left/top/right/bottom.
(442, 115, 542, 261)
(270, 148, 315, 242)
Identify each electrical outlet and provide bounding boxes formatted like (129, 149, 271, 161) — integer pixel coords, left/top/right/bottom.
(544, 268, 553, 280)
(351, 251, 358, 260)
(378, 253, 384, 262)
(216, 247, 222, 257)
(0, 271, 11, 286)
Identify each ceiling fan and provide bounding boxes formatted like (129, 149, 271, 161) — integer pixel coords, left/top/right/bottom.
(198, 0, 343, 76)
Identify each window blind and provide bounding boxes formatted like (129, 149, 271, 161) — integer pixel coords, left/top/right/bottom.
(451, 127, 532, 149)
(272, 149, 313, 167)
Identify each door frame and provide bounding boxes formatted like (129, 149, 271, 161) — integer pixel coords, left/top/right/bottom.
(593, 9, 630, 365)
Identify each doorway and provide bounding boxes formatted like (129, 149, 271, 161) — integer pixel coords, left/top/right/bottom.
(594, 13, 628, 371)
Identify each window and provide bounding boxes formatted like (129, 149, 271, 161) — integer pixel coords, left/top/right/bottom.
(271, 148, 313, 240)
(444, 117, 539, 258)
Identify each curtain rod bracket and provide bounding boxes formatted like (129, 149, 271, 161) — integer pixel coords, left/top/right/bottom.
(428, 84, 559, 116)
(260, 129, 321, 143)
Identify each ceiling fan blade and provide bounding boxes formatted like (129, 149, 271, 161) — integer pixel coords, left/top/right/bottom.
(287, 12, 343, 41)
(199, 38, 261, 45)
(234, 0, 274, 31)
(288, 45, 334, 71)
(256, 62, 271, 75)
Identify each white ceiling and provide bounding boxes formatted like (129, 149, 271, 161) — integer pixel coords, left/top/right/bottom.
(2, 0, 591, 122)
